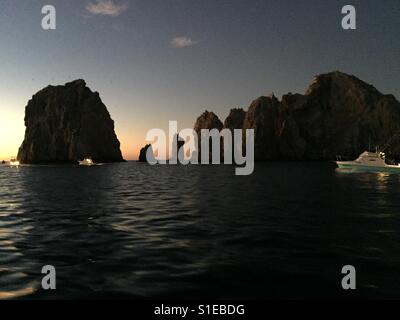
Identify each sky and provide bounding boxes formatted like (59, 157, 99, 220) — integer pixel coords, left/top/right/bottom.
(1, 0, 400, 160)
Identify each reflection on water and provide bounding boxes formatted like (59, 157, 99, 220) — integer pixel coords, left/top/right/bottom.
(0, 162, 400, 299)
(0, 285, 36, 300)
(335, 169, 396, 214)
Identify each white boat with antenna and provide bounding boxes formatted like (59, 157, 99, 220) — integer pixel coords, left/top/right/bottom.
(336, 134, 400, 173)
(336, 149, 400, 173)
(9, 157, 20, 167)
(79, 157, 95, 166)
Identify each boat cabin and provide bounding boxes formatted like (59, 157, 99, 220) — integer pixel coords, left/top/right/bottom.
(355, 151, 386, 167)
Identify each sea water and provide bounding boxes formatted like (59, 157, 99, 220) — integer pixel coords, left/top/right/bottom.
(0, 162, 399, 299)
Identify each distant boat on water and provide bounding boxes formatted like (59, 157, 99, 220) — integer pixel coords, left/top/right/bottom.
(336, 151, 400, 173)
(9, 157, 20, 167)
(79, 157, 95, 166)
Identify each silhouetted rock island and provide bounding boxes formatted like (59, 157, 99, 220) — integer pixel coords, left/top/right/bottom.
(138, 144, 153, 162)
(224, 108, 246, 131)
(17, 79, 124, 164)
(138, 135, 185, 163)
(194, 71, 400, 161)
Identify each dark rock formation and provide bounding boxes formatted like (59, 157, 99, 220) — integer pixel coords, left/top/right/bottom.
(282, 72, 400, 160)
(223, 108, 246, 131)
(174, 134, 186, 155)
(138, 144, 153, 162)
(242, 94, 283, 160)
(194, 111, 223, 160)
(139, 135, 185, 163)
(194, 111, 223, 133)
(17, 79, 124, 164)
(194, 71, 400, 161)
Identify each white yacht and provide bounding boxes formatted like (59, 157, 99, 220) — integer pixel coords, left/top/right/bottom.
(9, 157, 20, 167)
(79, 157, 95, 166)
(336, 151, 400, 173)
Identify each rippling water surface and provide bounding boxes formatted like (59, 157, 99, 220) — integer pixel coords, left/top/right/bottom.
(0, 162, 399, 299)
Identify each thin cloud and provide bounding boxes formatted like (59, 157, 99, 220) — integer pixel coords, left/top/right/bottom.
(171, 37, 199, 48)
(86, 0, 128, 17)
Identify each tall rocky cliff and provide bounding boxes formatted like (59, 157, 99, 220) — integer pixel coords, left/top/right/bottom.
(194, 71, 400, 161)
(194, 111, 223, 133)
(193, 111, 224, 160)
(17, 79, 124, 164)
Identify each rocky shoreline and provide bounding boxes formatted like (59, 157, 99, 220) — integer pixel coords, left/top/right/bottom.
(191, 71, 400, 161)
(14, 71, 400, 165)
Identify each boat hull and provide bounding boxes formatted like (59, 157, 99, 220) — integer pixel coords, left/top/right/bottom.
(336, 162, 400, 173)
(79, 162, 95, 166)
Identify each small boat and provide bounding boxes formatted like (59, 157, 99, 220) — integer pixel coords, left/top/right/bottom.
(9, 157, 20, 167)
(79, 157, 95, 166)
(336, 151, 400, 173)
